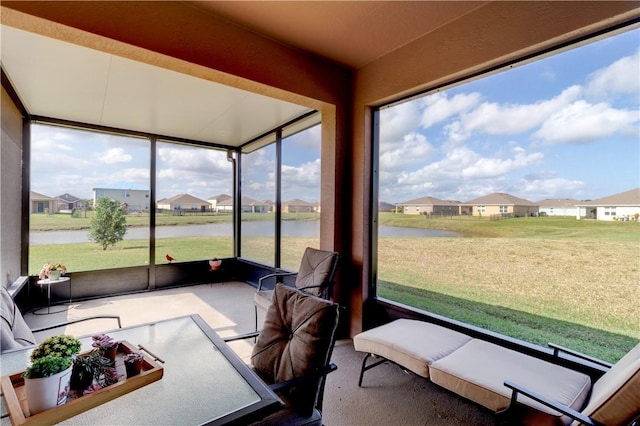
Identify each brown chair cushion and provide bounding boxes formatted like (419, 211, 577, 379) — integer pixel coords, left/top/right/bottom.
(294, 247, 338, 297)
(1, 286, 36, 351)
(251, 284, 339, 416)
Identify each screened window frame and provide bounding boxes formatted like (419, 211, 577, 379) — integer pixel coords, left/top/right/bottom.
(22, 110, 320, 277)
(369, 20, 639, 303)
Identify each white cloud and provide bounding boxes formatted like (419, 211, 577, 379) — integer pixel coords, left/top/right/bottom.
(586, 48, 640, 100)
(519, 177, 585, 200)
(120, 168, 150, 183)
(396, 145, 542, 184)
(452, 85, 581, 139)
(281, 159, 321, 202)
(461, 146, 544, 179)
(379, 132, 436, 170)
(380, 101, 422, 144)
(533, 100, 639, 145)
(419, 92, 481, 129)
(100, 148, 132, 164)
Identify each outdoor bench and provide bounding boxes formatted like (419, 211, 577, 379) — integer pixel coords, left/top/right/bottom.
(354, 318, 640, 425)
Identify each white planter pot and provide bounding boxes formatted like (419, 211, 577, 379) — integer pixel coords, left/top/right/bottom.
(24, 365, 72, 414)
(49, 270, 61, 281)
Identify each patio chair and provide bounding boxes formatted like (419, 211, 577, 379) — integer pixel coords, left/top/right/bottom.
(226, 283, 340, 425)
(1, 286, 122, 352)
(502, 342, 640, 426)
(253, 247, 339, 331)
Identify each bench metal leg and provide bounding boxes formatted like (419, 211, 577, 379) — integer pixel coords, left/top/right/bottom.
(358, 353, 388, 387)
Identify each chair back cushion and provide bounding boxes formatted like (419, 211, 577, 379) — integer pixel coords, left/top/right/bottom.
(574, 342, 640, 426)
(251, 284, 339, 417)
(1, 286, 36, 351)
(294, 247, 338, 298)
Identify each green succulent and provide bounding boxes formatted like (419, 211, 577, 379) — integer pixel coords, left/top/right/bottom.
(30, 335, 81, 362)
(24, 356, 72, 379)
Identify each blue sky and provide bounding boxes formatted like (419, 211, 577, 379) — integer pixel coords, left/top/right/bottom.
(379, 28, 639, 204)
(31, 29, 638, 205)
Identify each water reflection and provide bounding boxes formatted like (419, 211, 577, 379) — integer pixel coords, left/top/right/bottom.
(30, 221, 459, 245)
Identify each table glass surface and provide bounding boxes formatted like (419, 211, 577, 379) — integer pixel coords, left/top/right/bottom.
(1, 315, 273, 425)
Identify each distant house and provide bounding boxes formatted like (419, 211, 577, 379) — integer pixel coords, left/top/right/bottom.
(243, 197, 271, 213)
(207, 194, 232, 212)
(536, 198, 585, 217)
(216, 197, 234, 212)
(29, 191, 57, 214)
(396, 196, 460, 216)
(93, 183, 150, 212)
(55, 193, 83, 212)
(461, 192, 538, 217)
(283, 199, 314, 213)
(215, 196, 271, 213)
(575, 188, 640, 221)
(157, 194, 210, 212)
(378, 201, 395, 212)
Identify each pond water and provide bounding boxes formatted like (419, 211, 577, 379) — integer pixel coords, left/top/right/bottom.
(30, 221, 459, 245)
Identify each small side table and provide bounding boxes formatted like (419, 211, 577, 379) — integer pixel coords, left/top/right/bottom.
(35, 277, 71, 314)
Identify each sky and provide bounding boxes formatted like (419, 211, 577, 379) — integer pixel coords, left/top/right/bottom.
(31, 28, 638, 205)
(380, 28, 639, 204)
(30, 124, 321, 203)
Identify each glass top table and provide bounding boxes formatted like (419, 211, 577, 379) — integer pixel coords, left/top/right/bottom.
(1, 314, 283, 425)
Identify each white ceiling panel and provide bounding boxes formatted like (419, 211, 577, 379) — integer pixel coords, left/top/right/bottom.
(1, 25, 312, 147)
(1, 26, 112, 125)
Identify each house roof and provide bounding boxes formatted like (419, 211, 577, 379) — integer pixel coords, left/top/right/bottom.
(397, 196, 460, 206)
(207, 194, 232, 202)
(29, 191, 53, 200)
(159, 193, 209, 205)
(56, 193, 82, 202)
(463, 192, 535, 206)
(577, 188, 640, 207)
(536, 198, 579, 208)
(218, 196, 270, 207)
(284, 199, 313, 206)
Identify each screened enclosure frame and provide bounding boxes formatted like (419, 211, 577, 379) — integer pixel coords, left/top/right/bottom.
(20, 109, 320, 280)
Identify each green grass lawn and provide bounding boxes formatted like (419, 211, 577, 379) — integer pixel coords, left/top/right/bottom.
(29, 213, 639, 362)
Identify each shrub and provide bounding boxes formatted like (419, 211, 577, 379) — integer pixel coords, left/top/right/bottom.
(24, 356, 71, 379)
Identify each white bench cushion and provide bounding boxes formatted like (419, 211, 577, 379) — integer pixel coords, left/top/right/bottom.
(576, 342, 640, 426)
(430, 339, 591, 418)
(353, 319, 472, 378)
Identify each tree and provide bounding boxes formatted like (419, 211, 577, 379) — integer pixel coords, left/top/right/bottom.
(89, 197, 127, 250)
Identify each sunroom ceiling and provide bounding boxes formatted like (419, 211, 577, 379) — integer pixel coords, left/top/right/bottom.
(0, 25, 312, 147)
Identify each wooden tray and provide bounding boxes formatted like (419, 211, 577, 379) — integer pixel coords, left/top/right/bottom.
(0, 341, 164, 426)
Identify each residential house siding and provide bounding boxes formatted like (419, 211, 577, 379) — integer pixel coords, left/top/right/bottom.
(576, 188, 640, 221)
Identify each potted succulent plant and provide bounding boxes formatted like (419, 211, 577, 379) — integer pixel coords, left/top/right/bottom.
(70, 350, 119, 394)
(38, 263, 67, 281)
(123, 351, 145, 378)
(209, 258, 222, 271)
(92, 333, 118, 365)
(23, 356, 73, 414)
(70, 351, 102, 392)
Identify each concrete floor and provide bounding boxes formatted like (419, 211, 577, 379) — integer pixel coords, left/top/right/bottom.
(23, 282, 494, 426)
